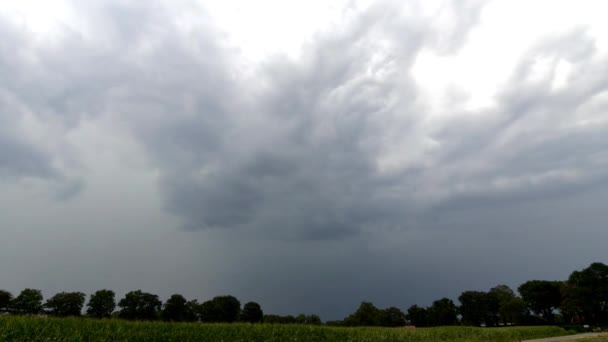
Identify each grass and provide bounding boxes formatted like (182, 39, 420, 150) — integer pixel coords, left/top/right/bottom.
(0, 315, 575, 341)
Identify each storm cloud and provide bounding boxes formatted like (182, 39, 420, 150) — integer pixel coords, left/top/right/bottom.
(0, 0, 607, 320)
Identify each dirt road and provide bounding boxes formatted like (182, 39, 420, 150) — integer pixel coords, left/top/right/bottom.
(523, 333, 608, 342)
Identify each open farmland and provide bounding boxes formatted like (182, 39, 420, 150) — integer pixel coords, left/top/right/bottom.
(0, 316, 574, 342)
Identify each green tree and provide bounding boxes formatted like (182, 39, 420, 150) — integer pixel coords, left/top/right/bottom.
(44, 292, 85, 317)
(161, 294, 189, 322)
(428, 298, 458, 326)
(406, 305, 429, 327)
(518, 280, 562, 323)
(305, 314, 322, 325)
(458, 291, 489, 326)
(11, 288, 43, 315)
(199, 295, 241, 322)
(489, 285, 517, 325)
(87, 290, 116, 318)
(344, 302, 383, 326)
(499, 297, 526, 325)
(184, 299, 200, 322)
(0, 290, 12, 313)
(241, 302, 263, 323)
(381, 307, 407, 327)
(561, 262, 608, 325)
(118, 290, 162, 320)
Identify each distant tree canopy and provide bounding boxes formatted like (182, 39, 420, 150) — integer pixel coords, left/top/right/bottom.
(161, 294, 197, 322)
(87, 289, 116, 318)
(561, 262, 608, 325)
(118, 290, 162, 321)
(458, 285, 526, 327)
(427, 298, 458, 326)
(1, 261, 607, 326)
(44, 292, 86, 317)
(406, 305, 429, 327)
(0, 289, 12, 313)
(241, 302, 264, 323)
(199, 295, 241, 323)
(342, 302, 406, 327)
(11, 289, 43, 315)
(518, 280, 562, 323)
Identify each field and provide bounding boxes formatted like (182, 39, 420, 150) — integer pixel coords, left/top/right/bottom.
(0, 316, 575, 342)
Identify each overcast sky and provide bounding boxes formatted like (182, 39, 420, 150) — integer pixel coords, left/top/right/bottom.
(1, 0, 607, 320)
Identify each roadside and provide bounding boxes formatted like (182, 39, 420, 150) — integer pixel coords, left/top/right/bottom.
(523, 333, 608, 342)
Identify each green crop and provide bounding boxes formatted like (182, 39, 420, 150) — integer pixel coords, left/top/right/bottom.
(0, 315, 574, 341)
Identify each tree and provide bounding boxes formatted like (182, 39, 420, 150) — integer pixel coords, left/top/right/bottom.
(518, 280, 562, 323)
(406, 305, 429, 327)
(0, 290, 12, 313)
(118, 290, 162, 320)
(161, 294, 189, 322)
(199, 295, 241, 323)
(381, 307, 407, 327)
(184, 300, 200, 322)
(458, 291, 489, 326)
(499, 297, 526, 325)
(11, 289, 43, 315)
(305, 314, 322, 325)
(488, 285, 517, 325)
(561, 262, 608, 324)
(44, 292, 86, 317)
(344, 302, 383, 326)
(427, 298, 458, 326)
(241, 302, 263, 323)
(87, 289, 116, 318)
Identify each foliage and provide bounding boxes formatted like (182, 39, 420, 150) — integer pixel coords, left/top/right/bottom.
(44, 292, 86, 317)
(561, 262, 608, 324)
(118, 290, 162, 321)
(427, 298, 458, 326)
(0, 316, 574, 342)
(160, 294, 196, 322)
(241, 302, 263, 323)
(199, 295, 241, 323)
(0, 290, 12, 313)
(518, 280, 562, 323)
(407, 305, 429, 327)
(87, 289, 116, 318)
(459, 291, 490, 326)
(10, 288, 43, 315)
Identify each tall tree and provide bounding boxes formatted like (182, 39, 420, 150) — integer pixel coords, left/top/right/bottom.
(428, 298, 458, 326)
(161, 294, 189, 322)
(44, 292, 86, 317)
(118, 290, 162, 320)
(11, 289, 43, 315)
(488, 285, 517, 325)
(0, 290, 12, 313)
(406, 305, 429, 327)
(459, 291, 489, 326)
(518, 280, 562, 323)
(344, 302, 383, 326)
(561, 262, 608, 325)
(381, 307, 407, 327)
(199, 295, 241, 323)
(241, 302, 263, 323)
(87, 290, 116, 318)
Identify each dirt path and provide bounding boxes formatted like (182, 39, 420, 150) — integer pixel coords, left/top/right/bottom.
(523, 333, 608, 342)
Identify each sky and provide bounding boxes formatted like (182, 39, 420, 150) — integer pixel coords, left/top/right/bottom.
(0, 0, 607, 320)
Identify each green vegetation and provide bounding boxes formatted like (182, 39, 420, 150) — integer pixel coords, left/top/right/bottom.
(0, 315, 573, 342)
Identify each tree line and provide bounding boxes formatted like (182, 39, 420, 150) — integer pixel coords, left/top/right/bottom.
(328, 262, 608, 327)
(0, 262, 606, 326)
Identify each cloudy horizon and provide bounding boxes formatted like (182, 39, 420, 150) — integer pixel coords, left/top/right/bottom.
(1, 0, 607, 320)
